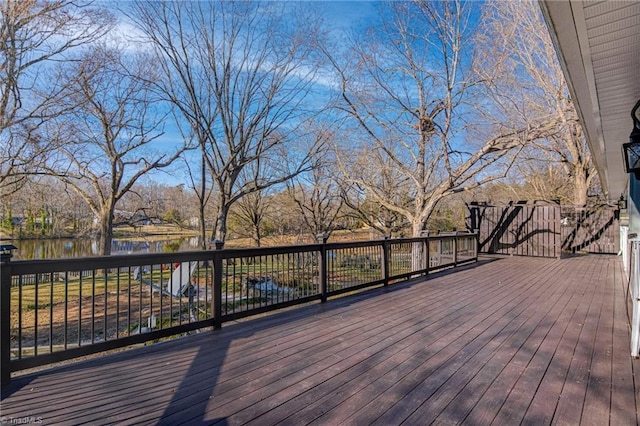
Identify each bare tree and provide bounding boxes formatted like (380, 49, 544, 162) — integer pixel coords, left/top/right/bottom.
(130, 1, 325, 244)
(286, 163, 344, 243)
(43, 44, 184, 255)
(229, 188, 272, 247)
(480, 0, 598, 206)
(323, 0, 556, 240)
(515, 163, 575, 204)
(268, 190, 307, 243)
(0, 0, 112, 196)
(183, 154, 213, 249)
(340, 150, 410, 238)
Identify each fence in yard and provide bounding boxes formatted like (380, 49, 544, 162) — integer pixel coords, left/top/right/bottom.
(467, 201, 620, 258)
(560, 206, 619, 254)
(0, 233, 477, 384)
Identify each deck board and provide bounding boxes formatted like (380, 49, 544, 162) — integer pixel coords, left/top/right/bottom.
(556, 255, 614, 424)
(494, 258, 591, 424)
(238, 260, 533, 425)
(419, 258, 574, 425)
(611, 259, 638, 425)
(522, 254, 601, 425)
(2, 255, 638, 425)
(297, 260, 549, 425)
(366, 260, 568, 426)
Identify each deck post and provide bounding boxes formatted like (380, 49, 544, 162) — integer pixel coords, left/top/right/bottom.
(382, 238, 390, 286)
(473, 230, 479, 261)
(317, 234, 328, 303)
(420, 231, 430, 274)
(212, 240, 224, 330)
(453, 236, 458, 267)
(1, 249, 14, 386)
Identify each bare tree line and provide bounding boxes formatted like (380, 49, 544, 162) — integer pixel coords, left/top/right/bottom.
(0, 0, 601, 255)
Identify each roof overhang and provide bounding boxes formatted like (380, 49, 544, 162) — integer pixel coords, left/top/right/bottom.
(539, 0, 640, 201)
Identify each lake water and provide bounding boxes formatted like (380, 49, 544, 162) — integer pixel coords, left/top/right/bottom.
(7, 237, 204, 260)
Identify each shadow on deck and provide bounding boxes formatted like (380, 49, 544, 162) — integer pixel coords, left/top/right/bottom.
(1, 255, 637, 425)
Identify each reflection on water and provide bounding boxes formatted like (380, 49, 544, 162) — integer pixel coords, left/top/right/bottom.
(9, 236, 203, 260)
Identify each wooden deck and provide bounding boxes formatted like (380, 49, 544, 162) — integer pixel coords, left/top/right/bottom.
(1, 255, 638, 425)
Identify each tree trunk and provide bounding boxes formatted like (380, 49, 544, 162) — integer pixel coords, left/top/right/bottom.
(573, 168, 589, 206)
(212, 204, 230, 243)
(199, 156, 208, 249)
(254, 226, 262, 247)
(98, 208, 114, 255)
(411, 219, 426, 273)
(199, 203, 207, 249)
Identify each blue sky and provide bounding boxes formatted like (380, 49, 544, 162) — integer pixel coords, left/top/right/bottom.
(314, 1, 379, 32)
(128, 1, 486, 188)
(135, 1, 384, 187)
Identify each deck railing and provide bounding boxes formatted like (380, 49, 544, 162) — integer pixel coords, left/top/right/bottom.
(0, 233, 477, 384)
(629, 239, 640, 357)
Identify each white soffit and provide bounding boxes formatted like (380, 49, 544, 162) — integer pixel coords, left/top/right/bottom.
(541, 0, 640, 201)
